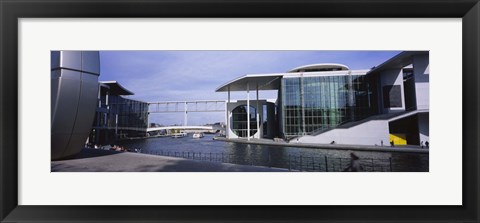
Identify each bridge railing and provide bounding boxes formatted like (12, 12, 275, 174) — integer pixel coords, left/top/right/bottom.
(148, 100, 226, 113)
(140, 150, 393, 172)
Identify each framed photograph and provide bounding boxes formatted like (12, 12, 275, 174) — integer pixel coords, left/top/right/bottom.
(1, 0, 479, 222)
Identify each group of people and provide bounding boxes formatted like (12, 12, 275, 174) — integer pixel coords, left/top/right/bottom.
(109, 144, 128, 152)
(379, 140, 396, 147)
(420, 141, 429, 148)
(379, 140, 429, 148)
(85, 143, 101, 149)
(85, 143, 130, 152)
(105, 144, 142, 153)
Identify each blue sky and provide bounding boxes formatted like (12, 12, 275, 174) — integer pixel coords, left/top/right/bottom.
(99, 51, 400, 125)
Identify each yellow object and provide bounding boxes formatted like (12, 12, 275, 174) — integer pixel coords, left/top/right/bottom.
(390, 134, 407, 145)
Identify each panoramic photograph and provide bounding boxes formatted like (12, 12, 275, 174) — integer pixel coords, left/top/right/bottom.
(50, 50, 429, 172)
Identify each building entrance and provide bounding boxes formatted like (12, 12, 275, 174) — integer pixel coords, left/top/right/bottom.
(388, 114, 420, 145)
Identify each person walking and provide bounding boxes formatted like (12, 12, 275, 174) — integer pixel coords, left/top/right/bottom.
(343, 153, 363, 172)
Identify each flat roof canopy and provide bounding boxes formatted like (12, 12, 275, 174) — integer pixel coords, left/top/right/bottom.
(215, 73, 283, 92)
(367, 51, 429, 75)
(288, 63, 349, 73)
(100, 81, 134, 95)
(217, 51, 427, 93)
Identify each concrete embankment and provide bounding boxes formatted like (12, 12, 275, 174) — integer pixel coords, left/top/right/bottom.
(51, 148, 289, 172)
(213, 137, 429, 154)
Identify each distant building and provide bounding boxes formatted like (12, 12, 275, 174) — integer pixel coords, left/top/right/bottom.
(216, 51, 429, 146)
(88, 81, 149, 146)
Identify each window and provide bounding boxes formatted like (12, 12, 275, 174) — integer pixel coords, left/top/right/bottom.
(231, 105, 258, 137)
(383, 85, 402, 108)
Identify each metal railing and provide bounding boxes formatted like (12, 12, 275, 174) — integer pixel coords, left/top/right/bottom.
(140, 150, 393, 172)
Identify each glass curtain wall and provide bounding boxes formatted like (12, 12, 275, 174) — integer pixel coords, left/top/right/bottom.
(110, 96, 149, 129)
(231, 105, 258, 137)
(90, 94, 149, 145)
(282, 75, 370, 138)
(282, 78, 302, 136)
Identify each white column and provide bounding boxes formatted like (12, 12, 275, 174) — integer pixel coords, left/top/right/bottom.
(97, 85, 101, 108)
(184, 102, 188, 126)
(300, 73, 305, 135)
(347, 71, 355, 121)
(106, 91, 109, 109)
(256, 83, 260, 139)
(247, 82, 250, 141)
(146, 103, 150, 130)
(224, 101, 228, 138)
(115, 114, 118, 139)
(226, 85, 230, 138)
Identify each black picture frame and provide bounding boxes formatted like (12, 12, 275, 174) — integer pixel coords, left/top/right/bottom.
(1, 0, 479, 222)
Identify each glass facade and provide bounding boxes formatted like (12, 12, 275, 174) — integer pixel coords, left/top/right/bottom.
(231, 105, 258, 137)
(93, 96, 149, 130)
(110, 96, 149, 129)
(281, 75, 371, 137)
(91, 92, 149, 145)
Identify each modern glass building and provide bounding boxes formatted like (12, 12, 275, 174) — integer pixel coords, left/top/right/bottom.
(110, 94, 149, 131)
(280, 73, 371, 137)
(51, 51, 151, 159)
(216, 51, 429, 146)
(89, 81, 149, 146)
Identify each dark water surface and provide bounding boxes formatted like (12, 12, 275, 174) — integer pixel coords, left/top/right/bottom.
(118, 134, 429, 172)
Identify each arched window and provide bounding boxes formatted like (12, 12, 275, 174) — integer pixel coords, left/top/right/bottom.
(231, 105, 258, 137)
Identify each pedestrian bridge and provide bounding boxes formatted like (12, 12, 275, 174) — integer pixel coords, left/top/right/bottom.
(147, 126, 214, 132)
(148, 100, 225, 126)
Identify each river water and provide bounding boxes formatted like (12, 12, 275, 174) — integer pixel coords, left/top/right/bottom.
(117, 134, 429, 172)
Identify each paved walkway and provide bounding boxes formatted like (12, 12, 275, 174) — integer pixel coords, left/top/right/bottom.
(51, 149, 288, 172)
(214, 137, 429, 154)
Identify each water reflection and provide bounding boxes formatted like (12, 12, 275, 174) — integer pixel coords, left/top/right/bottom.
(117, 134, 428, 172)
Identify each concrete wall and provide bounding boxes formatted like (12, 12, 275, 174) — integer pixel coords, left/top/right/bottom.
(265, 102, 276, 139)
(226, 100, 265, 139)
(379, 69, 405, 114)
(418, 113, 429, 144)
(298, 119, 390, 146)
(297, 52, 428, 146)
(51, 51, 100, 160)
(277, 89, 284, 138)
(413, 54, 430, 110)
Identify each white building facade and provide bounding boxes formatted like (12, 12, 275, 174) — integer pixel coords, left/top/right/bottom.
(216, 51, 429, 146)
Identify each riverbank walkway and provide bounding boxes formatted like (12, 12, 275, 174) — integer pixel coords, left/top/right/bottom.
(51, 148, 289, 172)
(213, 137, 429, 154)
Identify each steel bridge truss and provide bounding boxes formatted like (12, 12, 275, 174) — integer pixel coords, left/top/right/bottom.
(148, 100, 226, 126)
(148, 100, 226, 113)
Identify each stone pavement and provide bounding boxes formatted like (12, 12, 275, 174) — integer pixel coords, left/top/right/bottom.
(51, 148, 288, 172)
